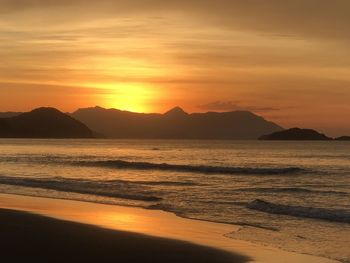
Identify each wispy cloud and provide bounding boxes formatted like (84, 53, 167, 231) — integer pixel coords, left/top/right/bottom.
(2, 0, 349, 40)
(0, 0, 349, 135)
(197, 101, 282, 113)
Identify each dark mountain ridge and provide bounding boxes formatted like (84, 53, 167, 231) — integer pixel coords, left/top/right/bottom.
(71, 106, 283, 139)
(0, 107, 94, 138)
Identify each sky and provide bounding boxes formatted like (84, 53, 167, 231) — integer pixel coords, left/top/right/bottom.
(0, 0, 350, 136)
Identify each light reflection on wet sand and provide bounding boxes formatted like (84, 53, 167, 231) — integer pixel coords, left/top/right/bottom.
(0, 193, 338, 263)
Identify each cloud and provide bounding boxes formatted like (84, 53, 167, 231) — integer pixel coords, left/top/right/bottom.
(2, 0, 349, 87)
(0, 0, 349, 135)
(0, 81, 115, 112)
(1, 0, 350, 41)
(197, 101, 281, 113)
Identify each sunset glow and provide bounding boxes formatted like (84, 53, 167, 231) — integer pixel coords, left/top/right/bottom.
(99, 83, 159, 113)
(0, 0, 350, 136)
(0, 3, 349, 262)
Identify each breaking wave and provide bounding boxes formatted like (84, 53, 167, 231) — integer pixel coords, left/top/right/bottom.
(0, 175, 161, 202)
(76, 160, 307, 175)
(247, 199, 350, 224)
(0, 155, 309, 176)
(236, 187, 348, 196)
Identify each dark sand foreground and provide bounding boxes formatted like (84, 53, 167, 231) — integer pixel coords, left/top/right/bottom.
(0, 208, 249, 263)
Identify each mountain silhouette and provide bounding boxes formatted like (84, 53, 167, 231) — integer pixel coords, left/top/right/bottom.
(0, 107, 94, 138)
(71, 106, 283, 139)
(0, 112, 22, 118)
(259, 128, 332, 141)
(164, 107, 188, 118)
(335, 136, 350, 141)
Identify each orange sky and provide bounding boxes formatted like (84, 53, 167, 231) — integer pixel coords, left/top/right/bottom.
(0, 0, 350, 136)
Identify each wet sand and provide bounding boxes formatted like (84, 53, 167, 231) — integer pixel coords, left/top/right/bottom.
(0, 208, 247, 263)
(0, 193, 340, 263)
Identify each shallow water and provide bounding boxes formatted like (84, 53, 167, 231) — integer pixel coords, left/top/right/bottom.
(0, 139, 349, 262)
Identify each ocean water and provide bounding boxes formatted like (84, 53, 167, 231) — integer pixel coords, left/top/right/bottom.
(0, 139, 349, 262)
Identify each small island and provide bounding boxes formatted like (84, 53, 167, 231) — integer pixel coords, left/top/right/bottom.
(335, 136, 350, 141)
(259, 128, 332, 141)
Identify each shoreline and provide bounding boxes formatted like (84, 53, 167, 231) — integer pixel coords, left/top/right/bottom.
(0, 193, 339, 263)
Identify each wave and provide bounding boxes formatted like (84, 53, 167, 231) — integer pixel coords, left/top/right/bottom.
(236, 187, 349, 196)
(76, 160, 307, 175)
(247, 199, 350, 224)
(0, 176, 161, 202)
(105, 179, 199, 187)
(148, 203, 280, 232)
(0, 155, 309, 176)
(130, 180, 199, 186)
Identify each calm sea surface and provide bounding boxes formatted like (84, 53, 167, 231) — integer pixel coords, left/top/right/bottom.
(0, 139, 349, 262)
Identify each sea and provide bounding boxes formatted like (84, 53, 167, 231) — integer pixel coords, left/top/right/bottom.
(0, 139, 349, 262)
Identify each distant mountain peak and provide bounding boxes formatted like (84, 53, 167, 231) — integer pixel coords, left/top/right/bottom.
(93, 106, 105, 110)
(164, 107, 188, 116)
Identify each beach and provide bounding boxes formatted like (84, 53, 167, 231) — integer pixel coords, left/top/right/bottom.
(1, 1, 349, 261)
(0, 139, 349, 262)
(0, 193, 339, 263)
(0, 209, 244, 263)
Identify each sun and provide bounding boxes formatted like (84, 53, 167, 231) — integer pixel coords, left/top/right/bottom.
(102, 83, 157, 113)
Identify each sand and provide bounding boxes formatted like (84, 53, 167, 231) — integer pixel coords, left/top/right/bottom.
(0, 208, 247, 263)
(0, 193, 340, 263)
